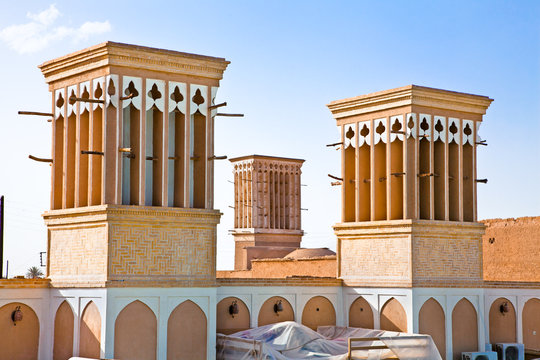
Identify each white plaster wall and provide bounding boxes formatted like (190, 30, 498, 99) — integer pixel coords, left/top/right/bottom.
(0, 288, 51, 360)
(49, 288, 107, 359)
(484, 288, 540, 346)
(343, 287, 413, 332)
(414, 287, 486, 360)
(105, 287, 218, 360)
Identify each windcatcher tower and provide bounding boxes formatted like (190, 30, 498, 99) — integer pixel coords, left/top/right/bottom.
(39, 42, 229, 287)
(327, 85, 493, 287)
(229, 155, 304, 270)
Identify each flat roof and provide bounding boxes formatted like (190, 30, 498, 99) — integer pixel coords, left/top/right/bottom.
(229, 154, 305, 163)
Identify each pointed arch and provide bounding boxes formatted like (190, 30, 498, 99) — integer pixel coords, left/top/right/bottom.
(167, 300, 207, 360)
(114, 300, 157, 360)
(80, 300, 101, 358)
(452, 298, 477, 360)
(523, 298, 540, 351)
(349, 296, 374, 329)
(301, 296, 336, 331)
(258, 296, 294, 326)
(0, 302, 39, 360)
(489, 297, 516, 343)
(380, 297, 407, 332)
(54, 300, 74, 360)
(419, 298, 445, 358)
(217, 297, 250, 335)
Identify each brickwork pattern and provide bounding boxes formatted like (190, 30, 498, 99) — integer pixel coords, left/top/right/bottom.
(48, 225, 108, 286)
(43, 205, 220, 287)
(339, 236, 412, 287)
(413, 234, 482, 283)
(335, 220, 485, 288)
(109, 222, 215, 279)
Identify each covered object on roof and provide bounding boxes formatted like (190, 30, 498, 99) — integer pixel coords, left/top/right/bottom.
(216, 321, 441, 359)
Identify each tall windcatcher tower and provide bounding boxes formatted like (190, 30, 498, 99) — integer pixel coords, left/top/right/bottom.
(38, 42, 229, 287)
(229, 155, 304, 270)
(327, 85, 493, 287)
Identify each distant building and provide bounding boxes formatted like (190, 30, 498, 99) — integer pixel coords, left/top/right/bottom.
(0, 42, 539, 360)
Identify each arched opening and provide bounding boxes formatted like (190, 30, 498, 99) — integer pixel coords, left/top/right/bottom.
(0, 302, 39, 360)
(523, 298, 540, 351)
(380, 297, 407, 332)
(54, 301, 74, 360)
(217, 297, 250, 335)
(419, 298, 446, 358)
(258, 296, 294, 326)
(80, 301, 101, 359)
(489, 297, 516, 344)
(114, 300, 157, 360)
(349, 296, 374, 329)
(301, 296, 336, 331)
(167, 300, 207, 360)
(452, 298, 478, 360)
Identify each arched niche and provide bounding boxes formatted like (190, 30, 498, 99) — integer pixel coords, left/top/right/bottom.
(0, 302, 39, 360)
(80, 300, 101, 359)
(54, 300, 74, 360)
(217, 297, 250, 335)
(349, 296, 374, 329)
(489, 297, 516, 344)
(167, 300, 207, 360)
(523, 298, 540, 351)
(301, 296, 336, 331)
(114, 300, 157, 360)
(419, 298, 446, 358)
(380, 297, 407, 332)
(452, 298, 478, 360)
(258, 296, 294, 326)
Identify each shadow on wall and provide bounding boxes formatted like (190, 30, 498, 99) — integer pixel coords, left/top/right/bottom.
(301, 296, 336, 331)
(419, 298, 446, 359)
(0, 302, 40, 360)
(167, 300, 207, 360)
(523, 298, 540, 352)
(114, 300, 157, 360)
(54, 300, 74, 360)
(380, 298, 407, 333)
(452, 298, 478, 360)
(217, 297, 250, 335)
(489, 297, 517, 344)
(349, 296, 374, 329)
(258, 296, 294, 326)
(80, 301, 101, 359)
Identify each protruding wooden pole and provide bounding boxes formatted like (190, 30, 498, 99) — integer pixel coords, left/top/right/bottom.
(28, 155, 53, 163)
(18, 111, 54, 117)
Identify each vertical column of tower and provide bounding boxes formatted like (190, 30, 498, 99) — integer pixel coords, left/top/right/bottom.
(52, 89, 65, 209)
(104, 75, 119, 205)
(89, 77, 105, 206)
(389, 115, 405, 220)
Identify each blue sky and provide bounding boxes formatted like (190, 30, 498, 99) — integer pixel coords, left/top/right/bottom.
(0, 1, 538, 275)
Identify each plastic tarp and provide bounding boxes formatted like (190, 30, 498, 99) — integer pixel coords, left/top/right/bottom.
(216, 321, 442, 360)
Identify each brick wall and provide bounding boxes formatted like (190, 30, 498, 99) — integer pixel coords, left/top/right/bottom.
(217, 256, 336, 279)
(482, 217, 540, 282)
(43, 205, 221, 287)
(335, 220, 484, 287)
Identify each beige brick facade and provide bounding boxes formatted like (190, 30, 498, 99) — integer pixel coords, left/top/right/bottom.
(482, 216, 540, 282)
(335, 219, 484, 287)
(43, 205, 220, 287)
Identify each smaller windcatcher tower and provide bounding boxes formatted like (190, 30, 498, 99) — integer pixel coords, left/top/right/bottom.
(229, 155, 304, 270)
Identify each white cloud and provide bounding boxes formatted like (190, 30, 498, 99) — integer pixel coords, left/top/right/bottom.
(0, 4, 111, 54)
(26, 4, 61, 26)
